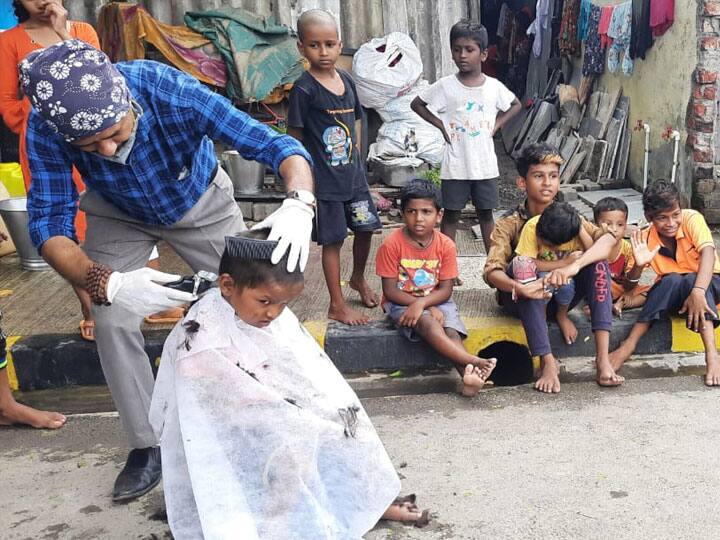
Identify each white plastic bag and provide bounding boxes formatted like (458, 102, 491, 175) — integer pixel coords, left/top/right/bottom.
(352, 32, 423, 110)
(368, 82, 445, 167)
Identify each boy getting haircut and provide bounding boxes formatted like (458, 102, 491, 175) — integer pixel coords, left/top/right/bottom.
(376, 179, 496, 397)
(592, 197, 648, 316)
(610, 180, 720, 386)
(410, 19, 521, 254)
(152, 231, 429, 537)
(288, 8, 381, 326)
(483, 141, 619, 393)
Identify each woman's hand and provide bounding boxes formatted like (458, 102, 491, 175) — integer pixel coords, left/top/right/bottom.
(45, 1, 71, 40)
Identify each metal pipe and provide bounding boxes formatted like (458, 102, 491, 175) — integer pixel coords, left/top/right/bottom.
(670, 130, 681, 183)
(643, 123, 651, 190)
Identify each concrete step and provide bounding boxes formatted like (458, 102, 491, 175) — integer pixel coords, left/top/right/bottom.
(7, 310, 715, 392)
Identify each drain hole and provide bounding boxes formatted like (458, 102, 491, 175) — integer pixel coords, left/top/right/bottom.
(478, 341, 533, 386)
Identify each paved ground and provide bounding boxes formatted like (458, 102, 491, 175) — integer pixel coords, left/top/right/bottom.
(4, 373, 720, 540)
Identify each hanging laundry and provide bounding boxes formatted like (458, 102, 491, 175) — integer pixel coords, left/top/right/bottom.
(497, 2, 514, 40)
(650, 0, 674, 36)
(607, 1, 633, 75)
(598, 5, 615, 49)
(582, 4, 605, 76)
(630, 0, 653, 59)
(578, 0, 592, 41)
(558, 0, 581, 56)
(528, 0, 551, 58)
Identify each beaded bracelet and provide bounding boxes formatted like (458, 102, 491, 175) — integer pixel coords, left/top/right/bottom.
(86, 262, 113, 305)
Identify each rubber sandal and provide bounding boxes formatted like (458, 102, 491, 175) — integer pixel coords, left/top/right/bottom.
(144, 307, 185, 325)
(79, 320, 95, 342)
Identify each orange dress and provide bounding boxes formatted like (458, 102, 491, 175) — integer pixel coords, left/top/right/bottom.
(0, 21, 100, 242)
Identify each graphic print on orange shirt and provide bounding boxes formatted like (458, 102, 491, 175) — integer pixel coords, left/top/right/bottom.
(397, 257, 440, 297)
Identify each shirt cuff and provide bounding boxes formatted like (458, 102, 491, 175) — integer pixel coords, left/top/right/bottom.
(266, 138, 313, 174)
(30, 222, 77, 251)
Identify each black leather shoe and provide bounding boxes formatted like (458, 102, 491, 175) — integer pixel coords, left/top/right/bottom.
(112, 447, 162, 502)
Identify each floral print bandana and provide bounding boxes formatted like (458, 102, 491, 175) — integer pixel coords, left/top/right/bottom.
(19, 39, 131, 142)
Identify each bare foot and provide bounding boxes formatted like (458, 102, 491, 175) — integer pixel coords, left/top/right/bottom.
(609, 340, 635, 371)
(556, 312, 578, 345)
(382, 494, 430, 527)
(0, 401, 66, 429)
(328, 304, 370, 325)
(348, 277, 380, 308)
(596, 365, 625, 387)
(461, 358, 497, 397)
(705, 358, 720, 386)
(535, 358, 561, 394)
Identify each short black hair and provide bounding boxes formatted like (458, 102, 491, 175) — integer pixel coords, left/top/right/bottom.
(218, 230, 303, 290)
(449, 19, 488, 50)
(593, 197, 628, 222)
(296, 9, 338, 42)
(13, 1, 29, 23)
(515, 142, 563, 178)
(536, 202, 581, 246)
(642, 180, 681, 219)
(400, 179, 442, 211)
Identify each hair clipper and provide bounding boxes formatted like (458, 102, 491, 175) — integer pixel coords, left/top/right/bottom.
(163, 270, 217, 297)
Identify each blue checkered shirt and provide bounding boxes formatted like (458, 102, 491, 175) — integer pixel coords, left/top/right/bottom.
(26, 60, 311, 249)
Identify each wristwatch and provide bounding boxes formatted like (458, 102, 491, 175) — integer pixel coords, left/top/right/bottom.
(286, 189, 316, 208)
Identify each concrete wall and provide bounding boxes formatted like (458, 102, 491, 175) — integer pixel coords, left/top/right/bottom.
(579, 1, 697, 198)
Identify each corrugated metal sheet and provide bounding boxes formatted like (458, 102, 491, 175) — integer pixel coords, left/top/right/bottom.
(69, 0, 475, 82)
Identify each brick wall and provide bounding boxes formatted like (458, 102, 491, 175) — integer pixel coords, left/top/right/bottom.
(689, 1, 720, 222)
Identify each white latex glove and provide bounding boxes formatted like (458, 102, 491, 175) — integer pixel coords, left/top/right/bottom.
(251, 198, 314, 272)
(106, 268, 197, 317)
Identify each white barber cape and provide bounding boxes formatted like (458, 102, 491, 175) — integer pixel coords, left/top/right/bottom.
(149, 289, 400, 539)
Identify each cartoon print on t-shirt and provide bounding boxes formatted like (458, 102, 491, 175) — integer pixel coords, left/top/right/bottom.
(396, 258, 440, 296)
(447, 101, 493, 142)
(323, 119, 352, 166)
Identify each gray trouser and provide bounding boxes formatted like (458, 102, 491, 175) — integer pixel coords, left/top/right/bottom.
(81, 167, 246, 448)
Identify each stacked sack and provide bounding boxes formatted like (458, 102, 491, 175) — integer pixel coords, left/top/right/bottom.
(352, 32, 444, 169)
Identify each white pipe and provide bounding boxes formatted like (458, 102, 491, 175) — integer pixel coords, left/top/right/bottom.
(670, 130, 681, 183)
(643, 123, 651, 190)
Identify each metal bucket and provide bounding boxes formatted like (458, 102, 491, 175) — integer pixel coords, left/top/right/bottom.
(221, 150, 266, 195)
(0, 197, 50, 271)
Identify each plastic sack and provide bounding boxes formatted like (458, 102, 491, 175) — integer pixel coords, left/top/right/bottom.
(368, 83, 445, 167)
(150, 289, 400, 540)
(352, 32, 423, 110)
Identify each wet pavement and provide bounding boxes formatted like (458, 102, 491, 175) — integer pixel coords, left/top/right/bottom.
(3, 374, 720, 539)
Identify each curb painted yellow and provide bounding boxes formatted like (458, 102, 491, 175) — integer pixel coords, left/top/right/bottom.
(302, 320, 328, 349)
(462, 316, 540, 370)
(5, 335, 20, 391)
(671, 316, 720, 352)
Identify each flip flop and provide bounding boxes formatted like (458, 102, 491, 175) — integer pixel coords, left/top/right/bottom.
(144, 307, 185, 325)
(79, 320, 95, 342)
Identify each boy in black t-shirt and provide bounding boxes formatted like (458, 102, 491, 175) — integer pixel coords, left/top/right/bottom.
(288, 9, 381, 325)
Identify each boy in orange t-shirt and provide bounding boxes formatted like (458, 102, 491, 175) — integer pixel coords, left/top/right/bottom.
(375, 179, 496, 397)
(610, 181, 720, 386)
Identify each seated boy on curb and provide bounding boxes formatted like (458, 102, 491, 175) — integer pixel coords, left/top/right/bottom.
(375, 179, 496, 397)
(483, 142, 619, 393)
(288, 9, 381, 326)
(514, 201, 593, 345)
(592, 197, 650, 317)
(609, 181, 720, 386)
